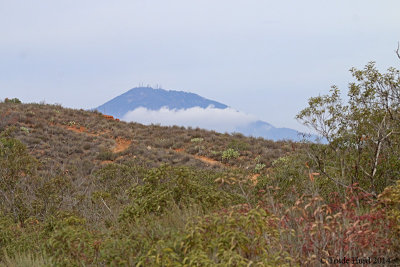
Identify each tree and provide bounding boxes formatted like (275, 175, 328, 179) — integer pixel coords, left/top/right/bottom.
(296, 62, 400, 194)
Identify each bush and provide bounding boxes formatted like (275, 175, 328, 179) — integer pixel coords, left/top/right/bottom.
(260, 186, 395, 265)
(139, 206, 291, 266)
(96, 148, 116, 161)
(0, 130, 39, 222)
(296, 62, 400, 194)
(0, 215, 45, 261)
(4, 98, 22, 104)
(228, 139, 249, 151)
(254, 163, 266, 173)
(45, 215, 99, 266)
(119, 165, 240, 221)
(221, 148, 240, 161)
(378, 180, 400, 255)
(262, 150, 341, 204)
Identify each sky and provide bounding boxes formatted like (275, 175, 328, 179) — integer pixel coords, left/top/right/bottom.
(1, 0, 400, 132)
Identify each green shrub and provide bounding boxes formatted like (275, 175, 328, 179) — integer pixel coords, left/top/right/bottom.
(228, 139, 249, 151)
(20, 126, 29, 134)
(259, 152, 338, 204)
(95, 163, 146, 198)
(221, 148, 240, 161)
(0, 130, 39, 222)
(96, 148, 116, 161)
(296, 62, 400, 194)
(99, 237, 142, 266)
(139, 206, 291, 266)
(254, 163, 266, 173)
(119, 165, 240, 221)
(45, 215, 98, 266)
(0, 215, 45, 261)
(4, 98, 22, 104)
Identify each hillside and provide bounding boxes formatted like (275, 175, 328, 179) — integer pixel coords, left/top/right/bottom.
(1, 96, 399, 265)
(0, 101, 291, 173)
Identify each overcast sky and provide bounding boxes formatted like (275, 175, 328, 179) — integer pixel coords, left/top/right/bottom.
(1, 0, 399, 131)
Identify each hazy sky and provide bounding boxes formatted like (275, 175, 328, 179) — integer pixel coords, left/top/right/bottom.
(1, 0, 399, 131)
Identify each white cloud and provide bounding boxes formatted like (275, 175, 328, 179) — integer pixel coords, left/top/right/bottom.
(122, 106, 257, 133)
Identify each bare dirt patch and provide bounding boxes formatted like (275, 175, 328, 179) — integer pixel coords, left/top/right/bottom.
(113, 138, 132, 153)
(100, 160, 114, 165)
(193, 155, 224, 166)
(174, 148, 225, 167)
(61, 125, 99, 137)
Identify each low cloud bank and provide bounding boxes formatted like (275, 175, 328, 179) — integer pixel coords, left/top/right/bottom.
(122, 106, 257, 133)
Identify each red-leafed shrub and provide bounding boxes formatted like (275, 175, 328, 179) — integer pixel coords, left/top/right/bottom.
(260, 185, 394, 265)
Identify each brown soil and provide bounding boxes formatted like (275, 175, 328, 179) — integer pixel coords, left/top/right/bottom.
(174, 148, 225, 167)
(100, 160, 114, 165)
(67, 126, 85, 133)
(113, 138, 132, 153)
(193, 155, 224, 166)
(63, 125, 98, 137)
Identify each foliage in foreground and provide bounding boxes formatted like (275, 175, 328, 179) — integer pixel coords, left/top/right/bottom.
(297, 62, 400, 194)
(0, 133, 398, 265)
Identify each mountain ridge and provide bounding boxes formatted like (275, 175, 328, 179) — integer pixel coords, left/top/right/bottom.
(96, 87, 227, 118)
(95, 87, 306, 141)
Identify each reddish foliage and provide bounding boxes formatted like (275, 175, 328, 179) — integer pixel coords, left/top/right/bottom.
(102, 115, 114, 120)
(102, 114, 120, 122)
(260, 185, 394, 265)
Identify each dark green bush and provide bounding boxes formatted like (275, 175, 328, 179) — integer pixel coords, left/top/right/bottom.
(4, 98, 22, 104)
(0, 130, 39, 222)
(96, 148, 116, 161)
(138, 206, 291, 266)
(119, 165, 241, 221)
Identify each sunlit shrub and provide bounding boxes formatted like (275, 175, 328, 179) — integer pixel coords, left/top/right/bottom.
(221, 148, 240, 161)
(190, 137, 204, 143)
(254, 163, 266, 173)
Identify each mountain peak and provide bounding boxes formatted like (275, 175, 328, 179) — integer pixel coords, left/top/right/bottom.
(96, 87, 228, 118)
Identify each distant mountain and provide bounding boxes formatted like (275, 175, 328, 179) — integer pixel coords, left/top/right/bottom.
(235, 120, 302, 141)
(95, 87, 312, 142)
(96, 87, 227, 118)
